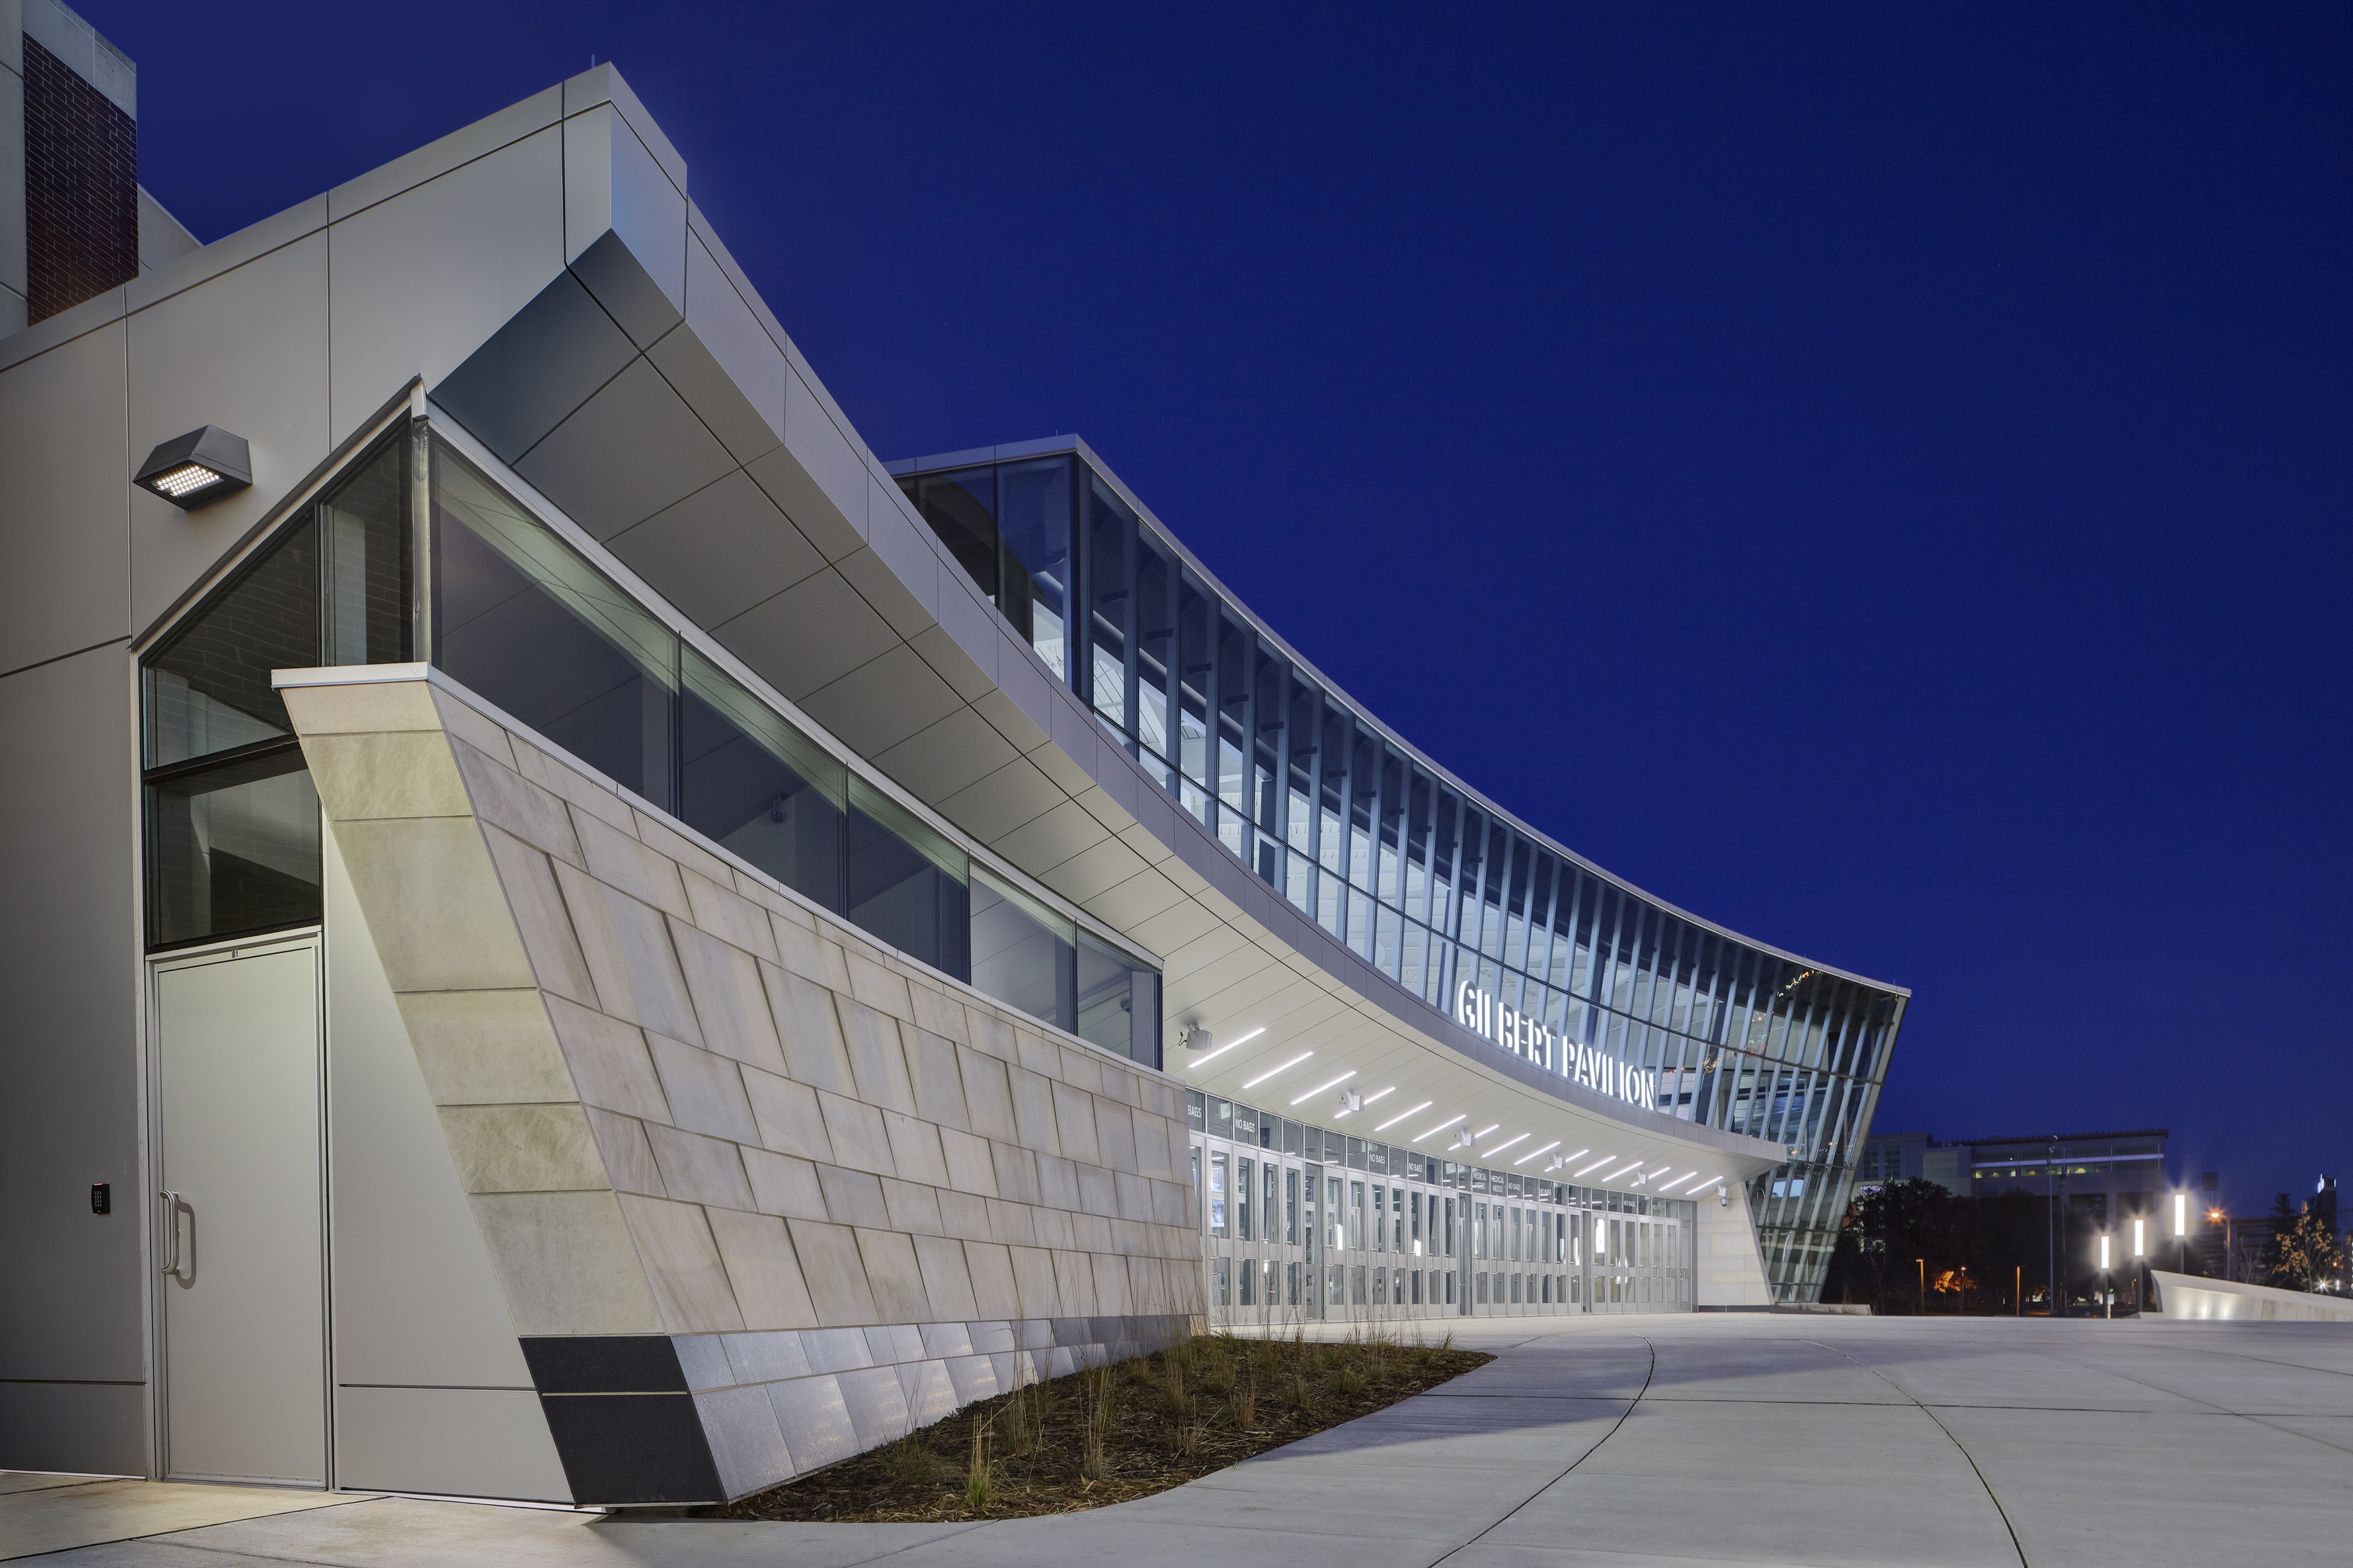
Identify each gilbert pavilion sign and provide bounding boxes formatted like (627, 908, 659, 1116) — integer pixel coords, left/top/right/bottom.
(1455, 983, 1661, 1114)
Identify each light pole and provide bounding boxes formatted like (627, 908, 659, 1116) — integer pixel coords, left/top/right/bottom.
(2046, 1137, 2065, 1316)
(2132, 1219, 2145, 1315)
(2099, 1233, 2112, 1321)
(1917, 1256, 1925, 1316)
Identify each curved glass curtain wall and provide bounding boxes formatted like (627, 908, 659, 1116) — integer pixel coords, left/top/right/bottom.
(137, 423, 1160, 1071)
(904, 454, 1906, 1301)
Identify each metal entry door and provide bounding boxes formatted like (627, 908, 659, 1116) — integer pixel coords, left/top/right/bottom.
(153, 940, 327, 1485)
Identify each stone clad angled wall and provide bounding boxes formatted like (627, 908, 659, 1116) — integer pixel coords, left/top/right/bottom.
(282, 670, 1201, 1505)
(1694, 1181, 1774, 1310)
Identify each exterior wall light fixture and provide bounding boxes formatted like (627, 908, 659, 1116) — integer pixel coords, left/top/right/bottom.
(135, 427, 253, 507)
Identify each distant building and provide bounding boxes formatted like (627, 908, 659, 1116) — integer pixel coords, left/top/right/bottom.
(1854, 1130, 1931, 1187)
(1860, 1129, 2176, 1229)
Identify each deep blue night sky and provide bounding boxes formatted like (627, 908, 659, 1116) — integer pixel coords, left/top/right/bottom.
(93, 3, 2350, 1213)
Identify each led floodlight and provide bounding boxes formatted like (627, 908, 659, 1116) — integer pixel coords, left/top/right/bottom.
(135, 427, 252, 508)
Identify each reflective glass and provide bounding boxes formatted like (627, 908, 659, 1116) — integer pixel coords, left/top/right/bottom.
(432, 441, 678, 809)
(1176, 571, 1212, 786)
(891, 453, 1904, 1306)
(1075, 927, 1143, 1060)
(145, 747, 320, 948)
(320, 434, 411, 668)
(998, 458, 1071, 677)
(680, 649, 845, 910)
(143, 519, 317, 770)
(1135, 528, 1176, 759)
(970, 868, 1068, 1024)
(915, 467, 998, 602)
(846, 777, 969, 979)
(1084, 472, 1134, 729)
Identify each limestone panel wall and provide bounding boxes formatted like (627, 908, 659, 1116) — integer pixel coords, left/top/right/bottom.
(1694, 1181, 1775, 1309)
(2152, 1271, 2353, 1323)
(282, 668, 1201, 1503)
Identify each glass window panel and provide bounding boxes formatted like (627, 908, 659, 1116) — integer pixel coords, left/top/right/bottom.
(1375, 749, 1405, 903)
(145, 747, 320, 948)
(1076, 927, 1148, 1061)
(1400, 920, 1428, 999)
(970, 867, 1072, 1026)
(1285, 679, 1317, 851)
(1347, 740, 1373, 889)
(1085, 470, 1135, 730)
(1449, 803, 1482, 939)
(1403, 769, 1433, 920)
(915, 467, 998, 603)
(1318, 707, 1349, 874)
(680, 649, 846, 911)
(846, 776, 969, 979)
(143, 518, 318, 770)
(1215, 609, 1250, 852)
(1373, 903, 1403, 979)
(1135, 527, 1175, 760)
(431, 441, 678, 809)
(1253, 650, 1285, 832)
(998, 458, 1071, 678)
(1176, 571, 1213, 786)
(319, 433, 411, 669)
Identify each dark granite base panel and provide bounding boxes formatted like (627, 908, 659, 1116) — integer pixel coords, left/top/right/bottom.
(536, 1391, 724, 1504)
(521, 1333, 688, 1393)
(522, 1313, 1201, 1503)
(524, 1335, 718, 1503)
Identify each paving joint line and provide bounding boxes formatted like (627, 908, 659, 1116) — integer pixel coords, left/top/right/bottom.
(1421, 1333, 1657, 1568)
(3, 1491, 387, 1565)
(1800, 1339, 2030, 1568)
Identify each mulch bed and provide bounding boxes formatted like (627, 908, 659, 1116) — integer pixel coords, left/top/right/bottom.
(700, 1330, 1494, 1522)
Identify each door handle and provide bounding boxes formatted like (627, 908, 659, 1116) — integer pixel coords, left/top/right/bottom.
(159, 1190, 184, 1278)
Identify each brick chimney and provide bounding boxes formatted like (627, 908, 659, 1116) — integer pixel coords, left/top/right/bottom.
(5, 0, 196, 333)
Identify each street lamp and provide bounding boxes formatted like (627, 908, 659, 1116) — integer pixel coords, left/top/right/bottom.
(2132, 1219, 2146, 1314)
(1917, 1257, 1925, 1316)
(2172, 1192, 2188, 1276)
(2098, 1233, 2112, 1321)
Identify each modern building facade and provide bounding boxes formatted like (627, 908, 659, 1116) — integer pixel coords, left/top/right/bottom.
(1861, 1128, 2174, 1230)
(0, 32, 1907, 1508)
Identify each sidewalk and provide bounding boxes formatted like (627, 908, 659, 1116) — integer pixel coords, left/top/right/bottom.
(9, 1312, 2351, 1567)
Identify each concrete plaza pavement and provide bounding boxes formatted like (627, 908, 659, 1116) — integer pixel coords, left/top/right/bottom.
(7, 1311, 2351, 1567)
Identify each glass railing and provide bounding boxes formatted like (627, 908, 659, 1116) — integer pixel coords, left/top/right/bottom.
(137, 422, 1163, 1069)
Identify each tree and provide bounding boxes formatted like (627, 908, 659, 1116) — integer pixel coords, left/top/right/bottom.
(1844, 1180, 1965, 1313)
(1822, 1183, 2055, 1313)
(2273, 1201, 2346, 1293)
(2260, 1192, 2299, 1288)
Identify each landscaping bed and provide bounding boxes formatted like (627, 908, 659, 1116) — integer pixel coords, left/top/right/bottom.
(702, 1329, 1493, 1522)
